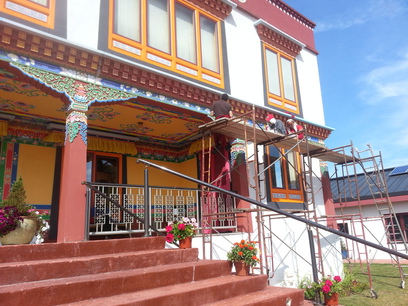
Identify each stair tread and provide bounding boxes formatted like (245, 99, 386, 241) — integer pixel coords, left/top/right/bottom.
(0, 248, 191, 267)
(0, 259, 228, 293)
(0, 237, 166, 263)
(0, 248, 199, 286)
(0, 237, 311, 306)
(60, 274, 268, 306)
(202, 286, 305, 306)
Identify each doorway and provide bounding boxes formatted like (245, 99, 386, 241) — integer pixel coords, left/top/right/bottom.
(87, 152, 122, 184)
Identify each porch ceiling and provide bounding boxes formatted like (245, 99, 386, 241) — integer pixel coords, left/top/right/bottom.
(0, 64, 211, 147)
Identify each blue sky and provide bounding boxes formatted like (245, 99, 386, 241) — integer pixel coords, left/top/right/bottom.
(283, 0, 408, 170)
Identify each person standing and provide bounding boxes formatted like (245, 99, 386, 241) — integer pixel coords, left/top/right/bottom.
(210, 93, 233, 119)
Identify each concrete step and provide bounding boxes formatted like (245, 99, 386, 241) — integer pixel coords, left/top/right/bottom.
(0, 248, 198, 285)
(0, 259, 232, 305)
(201, 286, 306, 306)
(62, 274, 270, 306)
(0, 236, 165, 263)
(0, 237, 310, 305)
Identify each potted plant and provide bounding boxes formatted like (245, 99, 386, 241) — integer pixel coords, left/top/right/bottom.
(315, 275, 344, 306)
(298, 275, 319, 300)
(0, 176, 49, 245)
(165, 217, 198, 248)
(0, 206, 23, 237)
(227, 240, 260, 276)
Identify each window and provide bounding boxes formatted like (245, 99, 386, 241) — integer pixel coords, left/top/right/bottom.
(265, 146, 303, 203)
(384, 213, 408, 243)
(30, 0, 47, 5)
(0, 0, 55, 28)
(264, 45, 299, 114)
(113, 0, 140, 42)
(109, 0, 224, 87)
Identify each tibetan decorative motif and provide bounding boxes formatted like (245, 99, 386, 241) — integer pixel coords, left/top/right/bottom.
(12, 62, 78, 99)
(87, 106, 120, 121)
(230, 139, 246, 167)
(135, 142, 193, 163)
(66, 111, 87, 145)
(84, 82, 136, 104)
(255, 24, 303, 57)
(11, 63, 137, 110)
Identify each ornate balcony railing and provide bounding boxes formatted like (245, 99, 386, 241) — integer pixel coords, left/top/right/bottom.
(84, 182, 237, 237)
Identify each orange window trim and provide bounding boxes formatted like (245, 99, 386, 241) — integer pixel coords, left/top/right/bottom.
(264, 45, 299, 115)
(271, 189, 304, 203)
(267, 148, 304, 203)
(0, 0, 55, 29)
(108, 0, 224, 88)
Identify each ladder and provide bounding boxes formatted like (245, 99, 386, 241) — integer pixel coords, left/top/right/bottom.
(333, 143, 376, 297)
(355, 144, 407, 288)
(200, 133, 214, 259)
(302, 139, 325, 281)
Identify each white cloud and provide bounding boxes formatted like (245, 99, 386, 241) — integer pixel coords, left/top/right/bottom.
(315, 0, 407, 32)
(358, 51, 408, 105)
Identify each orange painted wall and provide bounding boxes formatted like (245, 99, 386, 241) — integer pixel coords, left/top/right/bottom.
(126, 157, 198, 188)
(17, 144, 55, 205)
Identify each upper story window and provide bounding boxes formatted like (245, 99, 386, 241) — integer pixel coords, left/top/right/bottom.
(109, 0, 224, 88)
(0, 0, 55, 28)
(264, 45, 299, 114)
(255, 20, 304, 115)
(265, 146, 303, 203)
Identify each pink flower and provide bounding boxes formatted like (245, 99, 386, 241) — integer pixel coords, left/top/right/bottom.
(178, 223, 186, 230)
(333, 276, 342, 282)
(165, 234, 174, 243)
(322, 285, 331, 294)
(165, 225, 172, 233)
(325, 280, 333, 286)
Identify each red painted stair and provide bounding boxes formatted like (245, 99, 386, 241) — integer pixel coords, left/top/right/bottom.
(0, 237, 308, 305)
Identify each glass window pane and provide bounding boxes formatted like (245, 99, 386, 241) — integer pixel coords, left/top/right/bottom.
(114, 0, 141, 42)
(30, 0, 48, 6)
(281, 57, 295, 101)
(267, 146, 284, 188)
(200, 15, 219, 72)
(86, 153, 93, 182)
(96, 156, 119, 184)
(175, 3, 196, 63)
(286, 151, 300, 190)
(148, 0, 170, 53)
(266, 50, 280, 96)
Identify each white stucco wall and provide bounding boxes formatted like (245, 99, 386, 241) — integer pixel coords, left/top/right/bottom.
(335, 203, 408, 260)
(67, 0, 101, 50)
(296, 49, 325, 125)
(223, 9, 265, 105)
(224, 8, 325, 128)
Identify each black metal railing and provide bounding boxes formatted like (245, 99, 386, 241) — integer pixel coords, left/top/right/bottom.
(135, 158, 408, 261)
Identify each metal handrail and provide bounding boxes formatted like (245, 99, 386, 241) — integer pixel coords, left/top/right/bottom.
(137, 158, 408, 260)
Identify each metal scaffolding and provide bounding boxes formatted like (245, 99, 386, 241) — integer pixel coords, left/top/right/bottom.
(196, 109, 407, 296)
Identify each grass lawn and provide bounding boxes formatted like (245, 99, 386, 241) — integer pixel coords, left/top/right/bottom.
(339, 263, 407, 306)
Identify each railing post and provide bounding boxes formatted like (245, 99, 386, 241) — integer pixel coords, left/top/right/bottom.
(308, 227, 321, 303)
(144, 167, 150, 237)
(84, 188, 90, 241)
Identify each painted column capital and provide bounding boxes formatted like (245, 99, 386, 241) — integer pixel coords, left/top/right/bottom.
(66, 111, 87, 145)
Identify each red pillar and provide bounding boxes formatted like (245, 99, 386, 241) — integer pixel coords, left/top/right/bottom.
(57, 111, 87, 242)
(320, 162, 337, 229)
(231, 158, 253, 233)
